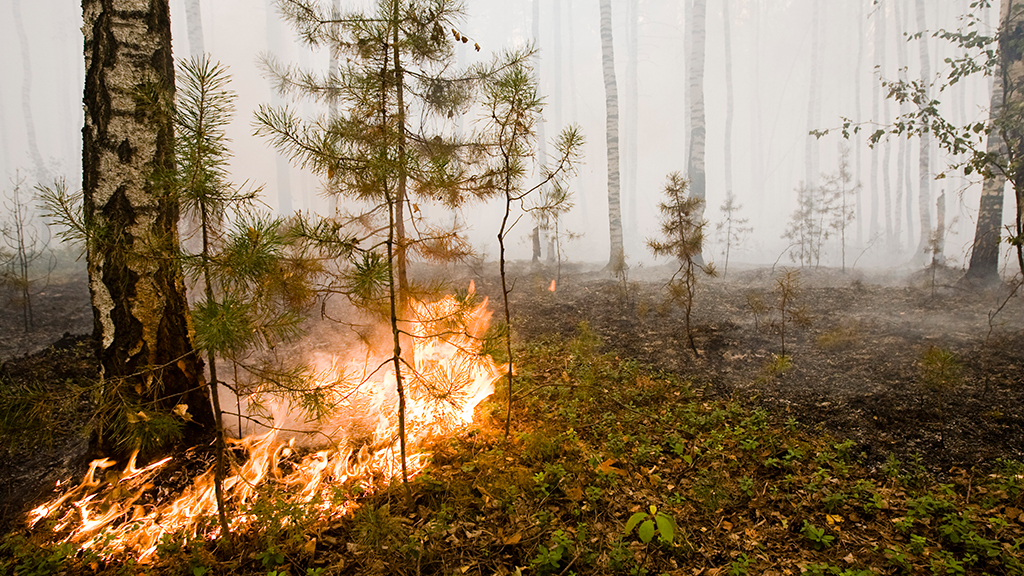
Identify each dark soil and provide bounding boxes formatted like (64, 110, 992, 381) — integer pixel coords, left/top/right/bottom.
(4, 263, 1024, 530)
(467, 262, 1024, 474)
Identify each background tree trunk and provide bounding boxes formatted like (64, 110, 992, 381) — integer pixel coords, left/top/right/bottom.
(723, 0, 735, 209)
(966, 69, 1007, 281)
(870, 0, 884, 240)
(914, 0, 934, 263)
(805, 0, 822, 191)
(855, 0, 865, 245)
(683, 0, 692, 161)
(894, 0, 910, 250)
(599, 0, 624, 269)
(184, 0, 204, 58)
(12, 0, 47, 184)
(265, 0, 293, 214)
(624, 0, 639, 258)
(82, 0, 213, 453)
(687, 0, 708, 263)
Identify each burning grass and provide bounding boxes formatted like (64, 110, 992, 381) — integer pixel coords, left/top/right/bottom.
(6, 323, 1024, 575)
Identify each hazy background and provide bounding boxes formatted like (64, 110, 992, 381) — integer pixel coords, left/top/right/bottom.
(0, 0, 1006, 271)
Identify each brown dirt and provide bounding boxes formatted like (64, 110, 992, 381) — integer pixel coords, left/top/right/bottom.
(3, 262, 1024, 530)
(466, 261, 1024, 474)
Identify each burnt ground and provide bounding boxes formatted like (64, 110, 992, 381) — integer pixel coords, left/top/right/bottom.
(3, 262, 1024, 527)
(466, 261, 1024, 474)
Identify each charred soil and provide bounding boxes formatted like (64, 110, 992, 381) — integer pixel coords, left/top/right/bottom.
(469, 262, 1024, 473)
(3, 263, 1024, 531)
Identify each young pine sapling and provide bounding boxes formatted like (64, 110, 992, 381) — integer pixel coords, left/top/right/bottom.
(648, 173, 716, 356)
(716, 193, 751, 277)
(481, 49, 583, 438)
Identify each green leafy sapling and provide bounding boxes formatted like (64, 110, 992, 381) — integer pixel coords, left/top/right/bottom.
(625, 505, 676, 545)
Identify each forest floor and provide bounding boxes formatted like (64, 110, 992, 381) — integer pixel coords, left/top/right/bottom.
(466, 260, 1024, 474)
(3, 262, 1024, 575)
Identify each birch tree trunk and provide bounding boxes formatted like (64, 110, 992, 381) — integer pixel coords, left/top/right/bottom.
(599, 0, 624, 269)
(723, 0, 735, 204)
(683, 0, 692, 161)
(805, 0, 822, 191)
(855, 0, 865, 245)
(624, 0, 639, 257)
(83, 0, 214, 452)
(894, 0, 910, 250)
(566, 0, 587, 224)
(327, 0, 340, 217)
(12, 0, 47, 183)
(266, 0, 293, 214)
(999, 0, 1024, 277)
(870, 1, 883, 239)
(881, 0, 894, 244)
(913, 0, 934, 263)
(965, 60, 1007, 281)
(750, 0, 765, 203)
(687, 0, 708, 247)
(184, 0, 205, 57)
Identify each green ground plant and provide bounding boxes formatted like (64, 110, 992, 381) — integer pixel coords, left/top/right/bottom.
(7, 324, 1024, 575)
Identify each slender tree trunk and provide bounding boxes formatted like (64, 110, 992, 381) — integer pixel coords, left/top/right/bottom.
(599, 0, 624, 269)
(855, 0, 865, 245)
(327, 0, 340, 217)
(805, 0, 822, 191)
(914, 0, 934, 263)
(387, 2, 408, 485)
(750, 0, 765, 203)
(683, 0, 693, 161)
(966, 64, 1007, 281)
(184, 0, 205, 57)
(688, 0, 708, 254)
(265, 0, 293, 214)
(894, 0, 909, 250)
(83, 0, 214, 453)
(624, 0, 639, 258)
(723, 0, 735, 210)
(879, 1, 894, 244)
(870, 1, 884, 240)
(532, 0, 550, 261)
(12, 0, 47, 183)
(566, 0, 587, 226)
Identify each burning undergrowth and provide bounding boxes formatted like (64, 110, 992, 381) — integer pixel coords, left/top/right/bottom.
(24, 291, 504, 562)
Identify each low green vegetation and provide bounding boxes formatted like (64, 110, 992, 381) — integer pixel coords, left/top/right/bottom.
(4, 323, 1024, 575)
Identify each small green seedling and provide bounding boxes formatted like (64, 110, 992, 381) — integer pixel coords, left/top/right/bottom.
(802, 520, 835, 550)
(625, 505, 676, 544)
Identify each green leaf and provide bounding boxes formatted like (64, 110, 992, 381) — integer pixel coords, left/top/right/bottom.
(625, 511, 648, 535)
(638, 519, 656, 544)
(655, 513, 676, 543)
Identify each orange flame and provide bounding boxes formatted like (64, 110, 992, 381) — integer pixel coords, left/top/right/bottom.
(29, 292, 502, 561)
(548, 279, 557, 292)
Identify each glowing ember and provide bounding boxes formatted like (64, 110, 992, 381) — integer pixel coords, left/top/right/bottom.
(28, 292, 503, 561)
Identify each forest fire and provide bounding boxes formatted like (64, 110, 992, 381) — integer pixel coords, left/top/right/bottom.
(26, 292, 503, 561)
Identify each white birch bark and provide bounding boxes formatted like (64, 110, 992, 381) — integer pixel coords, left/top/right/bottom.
(914, 0, 934, 262)
(624, 0, 639, 257)
(184, 0, 205, 57)
(599, 0, 624, 268)
(723, 0, 734, 202)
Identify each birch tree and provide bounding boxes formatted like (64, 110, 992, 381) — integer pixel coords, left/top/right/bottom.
(81, 0, 214, 453)
(687, 0, 708, 263)
(184, 0, 205, 57)
(913, 0, 934, 263)
(599, 0, 624, 269)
